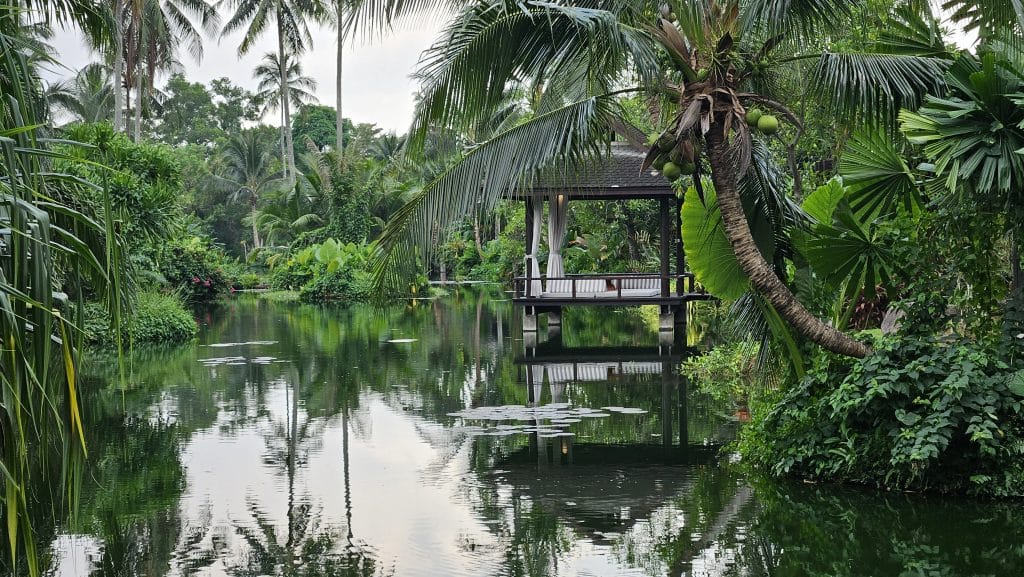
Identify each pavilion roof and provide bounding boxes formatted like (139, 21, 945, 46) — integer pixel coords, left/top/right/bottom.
(522, 142, 676, 200)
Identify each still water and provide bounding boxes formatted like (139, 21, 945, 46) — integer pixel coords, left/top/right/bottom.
(51, 289, 1024, 576)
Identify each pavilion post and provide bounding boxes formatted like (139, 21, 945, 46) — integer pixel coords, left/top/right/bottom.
(525, 196, 534, 297)
(659, 198, 670, 298)
(676, 194, 685, 296)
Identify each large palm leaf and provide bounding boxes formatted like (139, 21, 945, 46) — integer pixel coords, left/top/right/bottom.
(373, 91, 624, 293)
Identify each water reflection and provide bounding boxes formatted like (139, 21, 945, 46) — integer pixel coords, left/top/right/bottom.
(22, 289, 1024, 576)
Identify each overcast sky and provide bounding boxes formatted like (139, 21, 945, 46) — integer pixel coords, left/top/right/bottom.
(47, 15, 446, 133)
(45, 5, 973, 135)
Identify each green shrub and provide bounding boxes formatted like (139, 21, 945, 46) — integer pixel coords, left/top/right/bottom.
(159, 236, 232, 302)
(128, 291, 198, 343)
(237, 273, 263, 289)
(299, 266, 373, 302)
(682, 341, 760, 403)
(80, 292, 197, 346)
(742, 332, 1024, 496)
(268, 260, 313, 291)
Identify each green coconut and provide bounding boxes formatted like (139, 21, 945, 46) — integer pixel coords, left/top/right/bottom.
(652, 154, 668, 171)
(679, 159, 696, 175)
(696, 68, 709, 81)
(757, 114, 779, 135)
(745, 108, 762, 127)
(662, 161, 682, 181)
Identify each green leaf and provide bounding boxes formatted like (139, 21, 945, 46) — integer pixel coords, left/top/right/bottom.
(682, 179, 775, 301)
(802, 178, 846, 224)
(1009, 370, 1024, 397)
(895, 409, 922, 426)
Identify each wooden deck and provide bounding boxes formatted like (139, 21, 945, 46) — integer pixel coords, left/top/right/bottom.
(512, 273, 713, 308)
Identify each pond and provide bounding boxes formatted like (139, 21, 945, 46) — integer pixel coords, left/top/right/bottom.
(46, 288, 1024, 576)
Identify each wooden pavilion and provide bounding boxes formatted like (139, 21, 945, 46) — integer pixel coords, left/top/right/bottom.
(513, 142, 712, 341)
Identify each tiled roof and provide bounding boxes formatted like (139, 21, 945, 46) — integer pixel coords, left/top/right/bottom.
(531, 142, 673, 198)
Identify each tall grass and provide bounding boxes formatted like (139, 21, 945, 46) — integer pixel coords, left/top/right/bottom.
(1, 5, 121, 575)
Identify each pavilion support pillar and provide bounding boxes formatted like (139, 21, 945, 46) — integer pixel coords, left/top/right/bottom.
(659, 305, 676, 345)
(547, 308, 561, 331)
(523, 306, 538, 333)
(659, 198, 670, 298)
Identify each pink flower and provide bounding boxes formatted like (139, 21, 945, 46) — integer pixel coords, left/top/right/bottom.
(203, 280, 211, 287)
(192, 276, 200, 284)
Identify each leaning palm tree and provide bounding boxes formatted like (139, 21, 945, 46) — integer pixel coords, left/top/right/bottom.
(253, 51, 319, 176)
(367, 0, 960, 359)
(220, 0, 328, 184)
(217, 130, 286, 249)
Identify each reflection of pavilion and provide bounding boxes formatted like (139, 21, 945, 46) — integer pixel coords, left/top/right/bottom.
(515, 333, 702, 463)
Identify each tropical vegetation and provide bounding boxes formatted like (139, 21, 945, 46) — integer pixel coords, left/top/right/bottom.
(4, 0, 1024, 573)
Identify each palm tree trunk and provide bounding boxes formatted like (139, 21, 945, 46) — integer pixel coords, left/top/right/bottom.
(279, 109, 288, 180)
(335, 1, 344, 159)
(133, 57, 143, 141)
(706, 128, 870, 359)
(251, 195, 262, 249)
(1012, 231, 1022, 292)
(112, 0, 124, 131)
(277, 16, 296, 186)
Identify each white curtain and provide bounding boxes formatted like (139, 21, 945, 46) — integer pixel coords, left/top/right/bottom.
(529, 365, 545, 406)
(525, 198, 544, 296)
(546, 192, 569, 293)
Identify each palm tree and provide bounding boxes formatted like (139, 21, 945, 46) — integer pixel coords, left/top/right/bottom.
(122, 0, 219, 140)
(253, 51, 319, 177)
(47, 63, 116, 123)
(366, 0, 965, 359)
(218, 130, 286, 250)
(221, 0, 327, 184)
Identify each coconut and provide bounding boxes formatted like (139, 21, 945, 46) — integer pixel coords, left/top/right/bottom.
(679, 159, 696, 175)
(657, 135, 675, 152)
(745, 108, 762, 127)
(757, 114, 779, 135)
(652, 154, 668, 171)
(662, 162, 682, 180)
(696, 68, 709, 81)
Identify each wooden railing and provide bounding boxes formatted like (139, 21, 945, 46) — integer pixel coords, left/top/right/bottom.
(513, 273, 699, 299)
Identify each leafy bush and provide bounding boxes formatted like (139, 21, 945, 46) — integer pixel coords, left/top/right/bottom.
(742, 331, 1024, 496)
(682, 341, 760, 403)
(128, 291, 198, 344)
(236, 273, 263, 289)
(80, 291, 197, 345)
(159, 236, 232, 302)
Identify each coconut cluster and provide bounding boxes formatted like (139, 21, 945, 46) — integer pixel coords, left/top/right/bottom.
(650, 133, 702, 184)
(744, 108, 779, 135)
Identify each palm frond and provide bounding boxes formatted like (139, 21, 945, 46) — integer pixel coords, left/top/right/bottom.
(372, 91, 624, 295)
(742, 0, 853, 38)
(839, 127, 921, 218)
(810, 51, 948, 123)
(406, 1, 657, 152)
